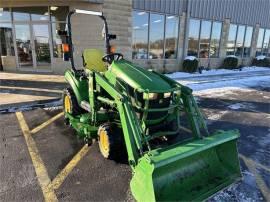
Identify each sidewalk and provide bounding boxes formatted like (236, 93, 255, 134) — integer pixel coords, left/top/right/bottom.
(0, 72, 67, 113)
(1, 67, 270, 113)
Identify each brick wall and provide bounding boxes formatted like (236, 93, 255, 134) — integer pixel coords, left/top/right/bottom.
(102, 0, 132, 59)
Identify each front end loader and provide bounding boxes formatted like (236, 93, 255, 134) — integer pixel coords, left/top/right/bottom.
(59, 9, 241, 201)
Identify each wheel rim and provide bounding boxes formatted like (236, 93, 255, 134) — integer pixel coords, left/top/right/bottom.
(64, 95, 71, 113)
(99, 129, 110, 157)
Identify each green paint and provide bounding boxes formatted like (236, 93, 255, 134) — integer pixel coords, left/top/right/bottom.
(64, 58, 241, 201)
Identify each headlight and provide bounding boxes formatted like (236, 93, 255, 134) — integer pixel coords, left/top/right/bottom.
(174, 90, 181, 96)
(164, 92, 171, 98)
(143, 92, 158, 100)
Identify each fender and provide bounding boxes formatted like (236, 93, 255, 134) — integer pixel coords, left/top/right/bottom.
(64, 70, 89, 104)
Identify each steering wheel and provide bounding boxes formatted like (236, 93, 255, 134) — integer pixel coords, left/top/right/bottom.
(102, 53, 123, 64)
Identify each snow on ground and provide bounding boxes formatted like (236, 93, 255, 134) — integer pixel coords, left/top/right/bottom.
(228, 103, 256, 110)
(256, 55, 266, 60)
(186, 75, 270, 92)
(193, 87, 252, 97)
(210, 171, 264, 202)
(166, 66, 269, 79)
(226, 55, 237, 58)
(167, 67, 270, 93)
(184, 56, 198, 61)
(207, 110, 229, 121)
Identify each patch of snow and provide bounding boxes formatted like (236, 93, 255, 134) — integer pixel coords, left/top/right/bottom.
(207, 110, 228, 121)
(228, 103, 246, 110)
(0, 99, 62, 114)
(210, 170, 263, 202)
(256, 55, 266, 60)
(182, 75, 270, 92)
(194, 87, 254, 97)
(226, 55, 237, 58)
(166, 66, 270, 79)
(184, 56, 197, 61)
(228, 102, 256, 111)
(258, 132, 270, 147)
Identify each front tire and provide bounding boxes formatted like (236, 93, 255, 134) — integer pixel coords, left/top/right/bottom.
(98, 123, 124, 160)
(63, 87, 81, 115)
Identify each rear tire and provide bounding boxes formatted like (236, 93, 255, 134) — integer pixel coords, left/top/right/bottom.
(98, 123, 124, 160)
(63, 87, 81, 115)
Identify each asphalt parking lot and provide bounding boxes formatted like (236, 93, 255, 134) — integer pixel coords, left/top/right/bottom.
(0, 84, 269, 201)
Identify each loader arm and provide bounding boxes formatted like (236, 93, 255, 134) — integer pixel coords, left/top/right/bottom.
(95, 72, 145, 167)
(152, 70, 209, 137)
(64, 70, 89, 104)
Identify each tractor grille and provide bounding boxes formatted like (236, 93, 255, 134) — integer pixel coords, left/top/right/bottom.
(132, 92, 171, 122)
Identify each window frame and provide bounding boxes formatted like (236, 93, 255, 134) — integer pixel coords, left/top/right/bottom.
(235, 25, 246, 57)
(0, 6, 69, 64)
(242, 26, 254, 57)
(209, 21, 223, 58)
(226, 23, 254, 57)
(187, 17, 223, 58)
(164, 14, 180, 59)
(262, 28, 270, 56)
(148, 12, 165, 59)
(187, 18, 201, 57)
(132, 10, 150, 60)
(132, 9, 180, 60)
(256, 28, 266, 56)
(0, 8, 12, 22)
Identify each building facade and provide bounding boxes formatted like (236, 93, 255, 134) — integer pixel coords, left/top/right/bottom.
(0, 0, 270, 74)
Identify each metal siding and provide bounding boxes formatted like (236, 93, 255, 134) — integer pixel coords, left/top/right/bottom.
(146, 0, 150, 11)
(132, 0, 270, 27)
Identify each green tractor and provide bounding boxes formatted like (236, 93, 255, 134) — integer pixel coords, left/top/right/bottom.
(60, 9, 241, 202)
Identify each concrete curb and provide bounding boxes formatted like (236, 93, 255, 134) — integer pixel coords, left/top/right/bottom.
(0, 98, 62, 114)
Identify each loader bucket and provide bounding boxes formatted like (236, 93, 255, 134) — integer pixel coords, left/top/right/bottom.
(130, 130, 241, 202)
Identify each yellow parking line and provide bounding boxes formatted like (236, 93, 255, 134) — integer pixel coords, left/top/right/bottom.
(31, 112, 64, 134)
(50, 145, 90, 190)
(239, 154, 270, 173)
(16, 112, 58, 202)
(239, 154, 270, 201)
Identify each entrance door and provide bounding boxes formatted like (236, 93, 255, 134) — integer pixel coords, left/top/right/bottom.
(32, 24, 51, 70)
(15, 23, 52, 71)
(14, 24, 33, 68)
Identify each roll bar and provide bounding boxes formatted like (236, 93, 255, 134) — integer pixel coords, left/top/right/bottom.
(63, 9, 115, 71)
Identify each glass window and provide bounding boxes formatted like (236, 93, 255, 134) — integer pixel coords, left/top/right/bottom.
(199, 20, 211, 58)
(0, 8, 11, 21)
(262, 29, 270, 55)
(132, 11, 149, 59)
(165, 15, 178, 59)
(13, 7, 49, 21)
(235, 25, 245, 56)
(0, 23, 15, 56)
(256, 28, 264, 56)
(31, 7, 49, 21)
(52, 22, 66, 58)
(14, 24, 33, 67)
(243, 26, 253, 57)
(210, 22, 222, 58)
(226, 24, 237, 55)
(188, 19, 200, 56)
(149, 13, 164, 59)
(50, 6, 69, 22)
(12, 7, 31, 21)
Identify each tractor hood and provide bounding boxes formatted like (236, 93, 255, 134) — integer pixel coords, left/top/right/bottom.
(110, 60, 171, 92)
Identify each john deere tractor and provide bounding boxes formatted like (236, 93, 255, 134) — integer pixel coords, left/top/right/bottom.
(60, 9, 241, 202)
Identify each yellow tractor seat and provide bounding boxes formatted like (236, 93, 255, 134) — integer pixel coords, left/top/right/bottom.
(82, 49, 107, 72)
